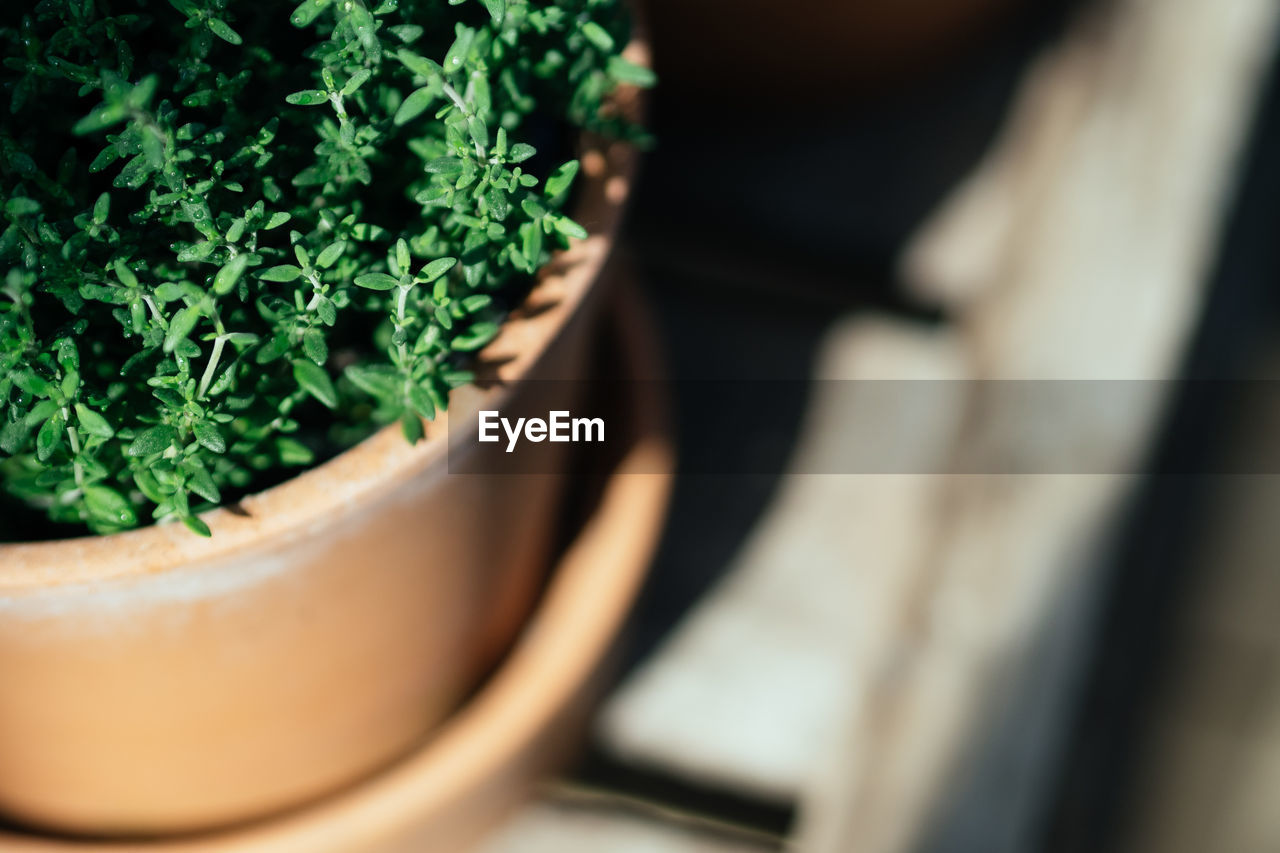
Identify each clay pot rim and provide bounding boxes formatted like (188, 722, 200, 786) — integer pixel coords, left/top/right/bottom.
(0, 43, 648, 592)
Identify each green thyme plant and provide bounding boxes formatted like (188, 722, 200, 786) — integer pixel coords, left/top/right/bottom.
(0, 0, 651, 537)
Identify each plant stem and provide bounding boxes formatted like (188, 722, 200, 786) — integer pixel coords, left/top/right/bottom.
(197, 335, 226, 399)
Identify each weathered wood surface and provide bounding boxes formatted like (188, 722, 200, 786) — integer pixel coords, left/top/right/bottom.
(485, 0, 1278, 849)
(799, 0, 1280, 851)
(597, 319, 968, 800)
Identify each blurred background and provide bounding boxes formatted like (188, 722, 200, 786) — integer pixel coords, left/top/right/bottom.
(486, 0, 1280, 850)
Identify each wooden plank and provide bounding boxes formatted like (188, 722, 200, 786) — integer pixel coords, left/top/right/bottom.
(798, 1, 1280, 851)
(597, 318, 969, 799)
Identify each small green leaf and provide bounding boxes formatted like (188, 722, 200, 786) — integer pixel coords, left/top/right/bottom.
(346, 364, 400, 399)
(36, 412, 64, 461)
(607, 55, 656, 87)
(89, 146, 119, 172)
(481, 0, 504, 25)
(152, 387, 185, 409)
(126, 75, 159, 110)
(521, 197, 547, 218)
(349, 1, 381, 61)
(545, 159, 580, 201)
(581, 22, 615, 51)
(551, 215, 588, 240)
(342, 69, 372, 95)
(291, 0, 331, 27)
(193, 421, 226, 454)
(207, 18, 243, 44)
(113, 259, 139, 289)
(286, 89, 329, 106)
(5, 197, 40, 218)
(522, 221, 543, 266)
(73, 102, 127, 135)
(277, 436, 314, 465)
(316, 241, 345, 269)
(177, 241, 216, 263)
(388, 23, 424, 44)
(164, 305, 201, 353)
(183, 515, 212, 537)
(408, 384, 436, 420)
(154, 282, 186, 303)
(13, 371, 51, 397)
(401, 410, 424, 443)
(396, 49, 444, 79)
(213, 254, 249, 295)
(303, 327, 328, 365)
(92, 192, 110, 224)
(443, 27, 475, 74)
(292, 359, 337, 408)
(354, 272, 400, 290)
(425, 157, 463, 175)
(60, 369, 80, 400)
(260, 265, 304, 282)
(0, 418, 30, 455)
(74, 404, 114, 438)
(485, 188, 510, 221)
(316, 295, 337, 325)
(80, 283, 131, 304)
(186, 465, 221, 503)
(84, 484, 137, 527)
(442, 369, 473, 389)
(418, 257, 457, 283)
(508, 142, 536, 163)
(224, 332, 261, 348)
(133, 470, 167, 504)
(394, 86, 437, 125)
(451, 321, 500, 351)
(128, 424, 177, 457)
(467, 115, 489, 151)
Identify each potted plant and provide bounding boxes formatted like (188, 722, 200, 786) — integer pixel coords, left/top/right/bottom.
(0, 0, 652, 838)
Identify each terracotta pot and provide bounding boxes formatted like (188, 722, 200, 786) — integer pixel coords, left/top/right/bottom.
(0, 45, 649, 836)
(0, 278, 674, 852)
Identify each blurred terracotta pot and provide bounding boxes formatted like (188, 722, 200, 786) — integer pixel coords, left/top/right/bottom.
(0, 98, 642, 837)
(645, 0, 1021, 101)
